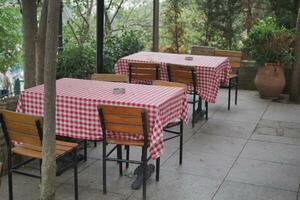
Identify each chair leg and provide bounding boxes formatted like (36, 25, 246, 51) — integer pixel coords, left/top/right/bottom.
(117, 145, 123, 176)
(83, 140, 87, 161)
(94, 141, 97, 148)
(142, 146, 147, 200)
(205, 101, 208, 120)
(8, 152, 13, 200)
(126, 145, 130, 169)
(228, 79, 232, 110)
(73, 149, 78, 200)
(102, 141, 107, 194)
(235, 77, 238, 105)
(156, 157, 160, 182)
(179, 120, 183, 165)
(192, 93, 196, 128)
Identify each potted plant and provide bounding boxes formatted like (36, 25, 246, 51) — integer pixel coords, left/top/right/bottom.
(244, 17, 294, 98)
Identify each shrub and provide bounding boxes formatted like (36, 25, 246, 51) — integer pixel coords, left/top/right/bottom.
(243, 17, 294, 66)
(103, 31, 145, 73)
(57, 42, 96, 79)
(57, 31, 145, 78)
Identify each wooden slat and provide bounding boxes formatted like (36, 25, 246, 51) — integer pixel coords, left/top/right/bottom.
(21, 144, 66, 156)
(105, 123, 143, 135)
(107, 139, 144, 146)
(191, 46, 215, 56)
(215, 49, 242, 57)
(10, 131, 41, 146)
(91, 73, 129, 83)
(153, 80, 187, 90)
(56, 140, 79, 148)
(99, 105, 144, 117)
(131, 73, 157, 81)
(0, 110, 42, 126)
(215, 49, 242, 68)
(12, 147, 42, 159)
(104, 114, 142, 126)
(131, 68, 157, 74)
(129, 63, 159, 69)
(5, 121, 39, 136)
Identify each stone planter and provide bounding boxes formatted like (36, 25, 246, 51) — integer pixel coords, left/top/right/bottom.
(255, 63, 286, 99)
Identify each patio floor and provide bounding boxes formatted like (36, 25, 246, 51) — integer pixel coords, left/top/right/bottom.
(1, 89, 300, 200)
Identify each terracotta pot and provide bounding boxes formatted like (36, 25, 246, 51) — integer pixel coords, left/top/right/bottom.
(255, 63, 286, 99)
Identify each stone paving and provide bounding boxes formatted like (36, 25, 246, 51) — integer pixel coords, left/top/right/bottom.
(1, 89, 300, 200)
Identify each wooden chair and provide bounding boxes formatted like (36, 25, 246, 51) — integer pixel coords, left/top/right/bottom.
(153, 80, 185, 164)
(98, 105, 159, 200)
(0, 110, 79, 200)
(167, 64, 208, 127)
(215, 49, 242, 110)
(128, 63, 160, 83)
(191, 46, 215, 56)
(89, 73, 129, 155)
(91, 73, 129, 83)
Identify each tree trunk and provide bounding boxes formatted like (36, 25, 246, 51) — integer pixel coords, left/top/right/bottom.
(290, 5, 300, 102)
(36, 0, 48, 85)
(40, 0, 61, 199)
(21, 0, 37, 89)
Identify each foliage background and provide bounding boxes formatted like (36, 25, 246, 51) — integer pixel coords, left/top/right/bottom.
(0, 0, 299, 75)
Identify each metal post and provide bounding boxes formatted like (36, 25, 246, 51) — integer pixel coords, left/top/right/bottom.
(96, 0, 105, 73)
(58, 2, 63, 52)
(152, 0, 159, 52)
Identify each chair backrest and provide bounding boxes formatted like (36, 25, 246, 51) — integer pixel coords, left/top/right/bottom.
(191, 46, 215, 56)
(167, 64, 196, 87)
(0, 110, 43, 147)
(98, 105, 148, 136)
(214, 49, 242, 68)
(153, 80, 187, 91)
(128, 63, 160, 82)
(91, 73, 129, 83)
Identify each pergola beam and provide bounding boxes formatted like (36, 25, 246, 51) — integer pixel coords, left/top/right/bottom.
(96, 0, 105, 73)
(152, 0, 159, 52)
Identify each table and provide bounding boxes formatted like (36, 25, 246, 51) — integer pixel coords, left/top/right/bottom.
(16, 78, 188, 159)
(115, 51, 230, 103)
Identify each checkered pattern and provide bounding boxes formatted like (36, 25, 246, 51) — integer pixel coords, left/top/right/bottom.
(116, 51, 230, 103)
(16, 78, 188, 159)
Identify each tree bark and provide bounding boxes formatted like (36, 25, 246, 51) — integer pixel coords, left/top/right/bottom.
(21, 0, 37, 89)
(36, 0, 48, 85)
(290, 5, 300, 102)
(40, 0, 61, 199)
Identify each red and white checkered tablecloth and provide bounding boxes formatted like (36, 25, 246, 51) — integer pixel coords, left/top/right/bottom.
(115, 51, 230, 103)
(16, 78, 188, 159)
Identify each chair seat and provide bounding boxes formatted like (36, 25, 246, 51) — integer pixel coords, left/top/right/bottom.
(229, 73, 238, 79)
(107, 139, 144, 146)
(12, 140, 79, 160)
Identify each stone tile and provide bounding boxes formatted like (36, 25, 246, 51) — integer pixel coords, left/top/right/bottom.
(162, 150, 235, 180)
(0, 173, 40, 200)
(241, 140, 300, 166)
(212, 106, 264, 124)
(263, 102, 300, 123)
(56, 184, 128, 200)
(251, 119, 300, 146)
(226, 158, 300, 191)
(213, 180, 297, 200)
(254, 119, 300, 138)
(184, 133, 247, 157)
(199, 118, 256, 139)
(251, 134, 300, 146)
(65, 160, 137, 196)
(132, 169, 221, 200)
